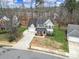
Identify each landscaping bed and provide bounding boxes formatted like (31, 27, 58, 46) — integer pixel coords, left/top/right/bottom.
(31, 37, 64, 51)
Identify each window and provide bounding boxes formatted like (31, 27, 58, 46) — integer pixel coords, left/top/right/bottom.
(48, 26, 52, 29)
(44, 31, 46, 34)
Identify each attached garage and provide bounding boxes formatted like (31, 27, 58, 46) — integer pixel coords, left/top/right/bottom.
(28, 24, 36, 33)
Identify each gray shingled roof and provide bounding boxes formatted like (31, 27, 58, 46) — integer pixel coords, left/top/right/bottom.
(28, 18, 37, 27)
(28, 18, 53, 28)
(67, 24, 79, 33)
(67, 30, 79, 37)
(28, 18, 47, 27)
(67, 24, 79, 37)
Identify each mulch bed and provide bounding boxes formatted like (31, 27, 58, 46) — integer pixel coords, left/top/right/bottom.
(31, 36, 64, 52)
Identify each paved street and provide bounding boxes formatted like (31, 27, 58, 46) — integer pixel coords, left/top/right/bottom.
(0, 48, 66, 59)
(13, 30, 35, 50)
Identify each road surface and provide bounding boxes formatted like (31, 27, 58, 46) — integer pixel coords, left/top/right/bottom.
(0, 48, 67, 59)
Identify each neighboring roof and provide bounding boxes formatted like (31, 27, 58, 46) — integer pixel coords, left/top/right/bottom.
(36, 28, 47, 32)
(0, 15, 13, 21)
(0, 16, 10, 21)
(2, 16, 10, 21)
(67, 24, 79, 37)
(67, 24, 79, 33)
(67, 30, 79, 37)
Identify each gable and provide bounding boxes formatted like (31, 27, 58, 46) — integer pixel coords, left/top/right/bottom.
(29, 24, 35, 28)
(44, 19, 54, 26)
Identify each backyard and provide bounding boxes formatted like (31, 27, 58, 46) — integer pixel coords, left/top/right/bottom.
(31, 26, 68, 52)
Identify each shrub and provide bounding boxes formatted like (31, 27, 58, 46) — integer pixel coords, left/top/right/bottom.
(8, 35, 16, 42)
(0, 30, 8, 34)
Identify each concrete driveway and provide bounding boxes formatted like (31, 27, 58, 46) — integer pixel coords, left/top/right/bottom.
(0, 48, 66, 59)
(13, 30, 35, 50)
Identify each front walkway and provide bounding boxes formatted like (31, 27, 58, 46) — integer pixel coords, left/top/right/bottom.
(13, 30, 35, 50)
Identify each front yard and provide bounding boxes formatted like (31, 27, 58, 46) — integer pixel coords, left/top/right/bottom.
(0, 33, 9, 41)
(0, 33, 16, 46)
(0, 26, 27, 43)
(31, 26, 69, 53)
(52, 26, 68, 52)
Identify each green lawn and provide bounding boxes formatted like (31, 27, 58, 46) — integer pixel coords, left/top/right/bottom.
(18, 26, 27, 33)
(0, 30, 8, 34)
(0, 33, 9, 41)
(51, 26, 69, 52)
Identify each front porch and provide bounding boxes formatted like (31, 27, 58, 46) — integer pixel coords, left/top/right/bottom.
(35, 28, 47, 37)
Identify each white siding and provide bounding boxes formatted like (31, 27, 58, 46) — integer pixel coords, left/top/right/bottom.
(44, 19, 54, 26)
(28, 24, 36, 33)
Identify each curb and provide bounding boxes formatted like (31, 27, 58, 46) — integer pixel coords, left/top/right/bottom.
(30, 46, 69, 57)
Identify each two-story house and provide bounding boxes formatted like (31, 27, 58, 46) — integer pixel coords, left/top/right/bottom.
(28, 18, 54, 36)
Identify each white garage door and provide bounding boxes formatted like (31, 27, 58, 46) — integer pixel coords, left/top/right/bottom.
(28, 27, 35, 32)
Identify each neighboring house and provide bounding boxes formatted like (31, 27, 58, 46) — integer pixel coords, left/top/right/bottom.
(0, 16, 10, 30)
(12, 15, 20, 27)
(28, 18, 54, 36)
(54, 13, 59, 20)
(0, 15, 19, 31)
(67, 24, 79, 59)
(67, 24, 79, 42)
